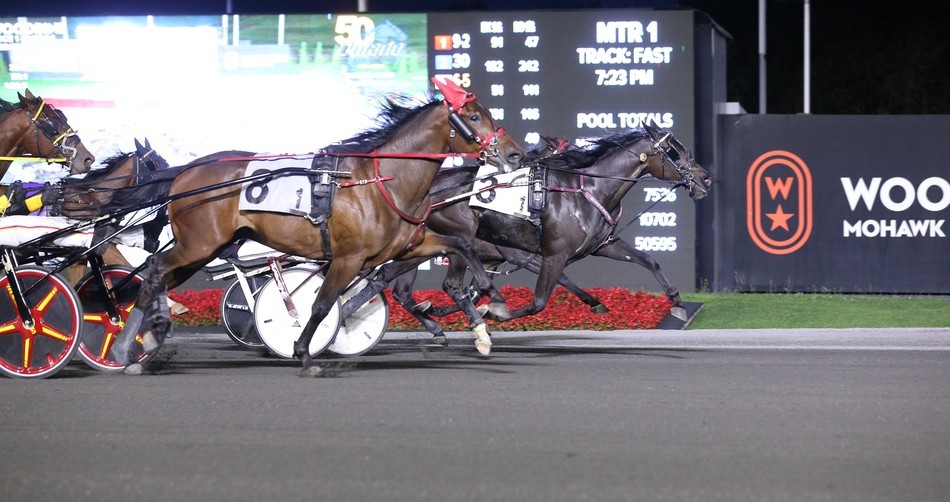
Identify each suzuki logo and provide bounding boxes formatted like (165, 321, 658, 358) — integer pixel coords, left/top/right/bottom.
(746, 150, 813, 255)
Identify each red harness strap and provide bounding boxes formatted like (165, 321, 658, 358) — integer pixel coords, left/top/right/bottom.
(547, 175, 621, 226)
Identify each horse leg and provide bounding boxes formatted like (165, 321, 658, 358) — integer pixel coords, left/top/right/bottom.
(389, 267, 451, 347)
(111, 247, 216, 373)
(109, 253, 169, 369)
(464, 240, 510, 318)
(293, 258, 360, 376)
(425, 241, 509, 319)
(103, 242, 189, 315)
(398, 232, 495, 356)
(507, 251, 609, 314)
(490, 253, 570, 323)
(65, 262, 86, 286)
(592, 238, 686, 321)
(337, 257, 451, 344)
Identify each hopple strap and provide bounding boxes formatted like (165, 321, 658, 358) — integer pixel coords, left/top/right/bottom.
(309, 155, 338, 260)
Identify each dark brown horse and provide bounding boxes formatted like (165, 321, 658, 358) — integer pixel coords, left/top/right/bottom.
(53, 138, 170, 284)
(465, 126, 710, 329)
(343, 126, 711, 352)
(106, 82, 524, 374)
(0, 89, 96, 178)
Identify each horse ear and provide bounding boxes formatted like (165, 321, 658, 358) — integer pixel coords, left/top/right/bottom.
(24, 89, 35, 99)
(643, 123, 658, 137)
(135, 138, 144, 151)
(144, 138, 152, 149)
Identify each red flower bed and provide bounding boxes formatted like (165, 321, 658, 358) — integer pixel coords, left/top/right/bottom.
(168, 289, 223, 327)
(387, 285, 671, 331)
(170, 285, 671, 330)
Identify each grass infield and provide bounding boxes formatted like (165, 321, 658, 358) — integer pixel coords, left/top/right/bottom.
(681, 293, 950, 329)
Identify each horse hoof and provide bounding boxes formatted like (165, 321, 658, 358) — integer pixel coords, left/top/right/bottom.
(473, 323, 492, 357)
(671, 306, 688, 321)
(431, 334, 448, 347)
(300, 365, 323, 378)
(475, 304, 489, 315)
(123, 363, 144, 376)
(591, 304, 609, 314)
(170, 303, 190, 316)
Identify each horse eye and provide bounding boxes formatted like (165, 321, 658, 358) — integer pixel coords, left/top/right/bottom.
(469, 112, 481, 123)
(39, 121, 58, 137)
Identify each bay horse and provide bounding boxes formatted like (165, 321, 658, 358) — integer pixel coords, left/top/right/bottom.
(105, 81, 524, 375)
(345, 126, 711, 352)
(0, 89, 96, 178)
(52, 138, 171, 284)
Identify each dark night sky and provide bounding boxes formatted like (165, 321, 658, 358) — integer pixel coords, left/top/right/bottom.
(2, 0, 678, 16)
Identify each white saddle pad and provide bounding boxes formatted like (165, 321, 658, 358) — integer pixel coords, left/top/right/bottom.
(0, 215, 93, 248)
(469, 165, 533, 219)
(238, 155, 312, 215)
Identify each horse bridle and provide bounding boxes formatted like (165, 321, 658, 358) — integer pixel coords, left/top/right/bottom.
(647, 130, 696, 190)
(51, 150, 164, 215)
(443, 98, 507, 164)
(28, 99, 81, 166)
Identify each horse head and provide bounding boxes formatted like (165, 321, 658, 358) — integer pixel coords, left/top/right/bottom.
(432, 77, 523, 173)
(17, 89, 95, 173)
(134, 137, 170, 172)
(642, 124, 712, 200)
(54, 139, 169, 218)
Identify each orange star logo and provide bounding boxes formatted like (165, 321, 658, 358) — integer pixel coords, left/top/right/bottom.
(766, 204, 794, 231)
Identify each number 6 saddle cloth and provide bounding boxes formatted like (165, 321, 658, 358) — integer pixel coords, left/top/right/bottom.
(238, 154, 337, 224)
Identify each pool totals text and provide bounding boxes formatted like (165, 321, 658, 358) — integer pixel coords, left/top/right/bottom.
(427, 10, 694, 146)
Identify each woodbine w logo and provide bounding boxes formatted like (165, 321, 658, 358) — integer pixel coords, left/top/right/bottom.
(746, 150, 813, 255)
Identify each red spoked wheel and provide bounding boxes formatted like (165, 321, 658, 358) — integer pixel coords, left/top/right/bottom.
(75, 265, 150, 373)
(0, 266, 83, 379)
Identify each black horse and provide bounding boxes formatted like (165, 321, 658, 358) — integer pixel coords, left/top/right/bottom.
(342, 126, 712, 352)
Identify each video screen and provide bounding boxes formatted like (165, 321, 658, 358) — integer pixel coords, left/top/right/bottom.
(1, 13, 429, 181)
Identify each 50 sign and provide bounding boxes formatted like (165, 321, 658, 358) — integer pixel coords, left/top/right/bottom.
(335, 15, 375, 46)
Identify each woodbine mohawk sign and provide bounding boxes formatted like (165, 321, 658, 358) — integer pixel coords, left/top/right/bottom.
(709, 114, 949, 294)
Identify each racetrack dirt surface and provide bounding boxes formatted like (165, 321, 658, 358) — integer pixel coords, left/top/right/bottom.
(1, 328, 948, 501)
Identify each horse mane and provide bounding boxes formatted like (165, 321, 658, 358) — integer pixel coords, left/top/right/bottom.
(63, 152, 135, 186)
(523, 142, 553, 165)
(92, 165, 185, 217)
(539, 129, 649, 171)
(325, 95, 441, 154)
(0, 97, 18, 114)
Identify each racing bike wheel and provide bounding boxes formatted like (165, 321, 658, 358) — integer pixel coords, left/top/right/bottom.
(74, 265, 151, 372)
(0, 266, 83, 379)
(220, 274, 270, 348)
(253, 266, 340, 359)
(328, 278, 389, 356)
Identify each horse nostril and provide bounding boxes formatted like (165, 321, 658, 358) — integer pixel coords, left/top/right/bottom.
(509, 152, 523, 164)
(704, 177, 712, 187)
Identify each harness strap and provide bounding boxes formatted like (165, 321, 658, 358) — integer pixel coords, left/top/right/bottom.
(547, 175, 621, 226)
(28, 99, 76, 165)
(369, 152, 432, 226)
(0, 155, 68, 163)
